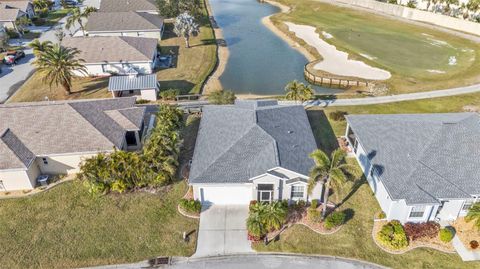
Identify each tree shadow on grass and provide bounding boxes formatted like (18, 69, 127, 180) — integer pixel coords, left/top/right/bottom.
(158, 80, 196, 94)
(336, 178, 367, 209)
(342, 208, 355, 223)
(73, 78, 109, 95)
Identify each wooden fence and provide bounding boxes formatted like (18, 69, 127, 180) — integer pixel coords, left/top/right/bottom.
(304, 64, 369, 88)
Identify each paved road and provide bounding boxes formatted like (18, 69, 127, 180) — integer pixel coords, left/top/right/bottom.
(83, 254, 387, 269)
(0, 0, 99, 103)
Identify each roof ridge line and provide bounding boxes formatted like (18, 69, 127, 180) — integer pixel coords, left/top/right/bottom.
(416, 159, 471, 197)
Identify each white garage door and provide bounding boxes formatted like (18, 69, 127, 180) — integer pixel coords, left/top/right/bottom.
(200, 186, 252, 205)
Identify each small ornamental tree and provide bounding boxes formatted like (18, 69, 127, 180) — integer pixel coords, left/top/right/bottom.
(173, 12, 200, 48)
(208, 90, 236, 105)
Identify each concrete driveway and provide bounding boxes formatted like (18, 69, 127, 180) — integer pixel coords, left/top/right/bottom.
(194, 205, 253, 257)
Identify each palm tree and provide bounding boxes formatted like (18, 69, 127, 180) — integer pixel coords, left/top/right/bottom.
(285, 80, 314, 103)
(65, 7, 97, 36)
(173, 12, 200, 48)
(467, 0, 480, 18)
(263, 202, 287, 231)
(247, 211, 266, 238)
(29, 39, 53, 57)
(34, 44, 87, 95)
(466, 202, 480, 230)
(308, 149, 359, 219)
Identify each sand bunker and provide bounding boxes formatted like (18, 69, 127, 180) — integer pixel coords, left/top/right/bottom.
(285, 22, 391, 80)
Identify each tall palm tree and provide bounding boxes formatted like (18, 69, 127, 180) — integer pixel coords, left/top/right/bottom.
(308, 149, 359, 219)
(285, 80, 314, 103)
(34, 44, 87, 95)
(466, 202, 480, 230)
(65, 7, 97, 36)
(173, 12, 200, 48)
(29, 39, 53, 57)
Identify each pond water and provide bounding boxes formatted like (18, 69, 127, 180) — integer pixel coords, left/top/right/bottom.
(209, 0, 339, 95)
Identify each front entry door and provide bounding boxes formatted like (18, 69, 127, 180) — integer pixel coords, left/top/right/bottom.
(257, 184, 274, 202)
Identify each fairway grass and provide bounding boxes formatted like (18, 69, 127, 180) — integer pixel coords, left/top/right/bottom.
(269, 0, 480, 94)
(0, 180, 198, 269)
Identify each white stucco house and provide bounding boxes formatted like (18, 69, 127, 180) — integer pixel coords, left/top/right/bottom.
(99, 0, 158, 14)
(345, 113, 480, 224)
(61, 36, 158, 77)
(0, 98, 146, 191)
(86, 11, 164, 39)
(0, 1, 34, 18)
(0, 5, 26, 30)
(189, 100, 322, 205)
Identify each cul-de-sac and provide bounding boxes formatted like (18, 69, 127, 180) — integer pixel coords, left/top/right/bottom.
(1, 0, 480, 268)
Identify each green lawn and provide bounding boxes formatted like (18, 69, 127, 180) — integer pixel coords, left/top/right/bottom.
(45, 8, 73, 26)
(0, 180, 198, 269)
(8, 74, 110, 103)
(271, 0, 480, 94)
(156, 0, 217, 94)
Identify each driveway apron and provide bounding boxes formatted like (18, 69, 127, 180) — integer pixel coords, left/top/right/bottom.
(194, 205, 253, 257)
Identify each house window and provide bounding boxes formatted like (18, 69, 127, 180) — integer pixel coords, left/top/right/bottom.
(257, 184, 273, 202)
(462, 201, 473, 211)
(291, 185, 304, 199)
(409, 205, 426, 218)
(0, 180, 5, 191)
(42, 157, 48, 165)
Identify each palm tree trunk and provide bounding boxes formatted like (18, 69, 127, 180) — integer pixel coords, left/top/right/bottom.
(185, 37, 190, 48)
(79, 21, 85, 36)
(62, 80, 72, 95)
(321, 178, 331, 220)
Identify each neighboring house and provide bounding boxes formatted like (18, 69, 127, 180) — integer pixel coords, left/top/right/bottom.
(345, 113, 480, 224)
(99, 0, 158, 14)
(86, 11, 164, 39)
(189, 100, 322, 205)
(0, 1, 34, 18)
(62, 36, 159, 76)
(0, 5, 26, 30)
(108, 73, 159, 101)
(0, 98, 146, 191)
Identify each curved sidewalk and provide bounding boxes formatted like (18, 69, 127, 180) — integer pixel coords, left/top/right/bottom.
(319, 83, 480, 106)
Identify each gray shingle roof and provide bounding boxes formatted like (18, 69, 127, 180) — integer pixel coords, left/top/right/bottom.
(189, 100, 317, 184)
(346, 113, 480, 204)
(108, 74, 158, 91)
(99, 0, 157, 12)
(0, 129, 35, 170)
(0, 98, 145, 170)
(61, 36, 158, 63)
(0, 6, 22, 21)
(86, 11, 163, 32)
(0, 1, 31, 13)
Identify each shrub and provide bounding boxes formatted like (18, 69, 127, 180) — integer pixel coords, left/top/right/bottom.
(179, 199, 201, 214)
(329, 111, 348, 121)
(388, 0, 398, 4)
(310, 199, 318, 209)
(439, 227, 455, 243)
(160, 88, 180, 100)
(377, 211, 386, 219)
(406, 0, 416, 8)
(296, 200, 306, 208)
(324, 211, 346, 229)
(377, 220, 408, 249)
(249, 200, 257, 211)
(32, 17, 46, 26)
(135, 99, 149, 104)
(307, 208, 322, 223)
(404, 222, 440, 241)
(208, 90, 236, 105)
(6, 29, 19, 38)
(470, 240, 479, 249)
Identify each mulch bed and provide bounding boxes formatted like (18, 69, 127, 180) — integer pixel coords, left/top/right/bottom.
(452, 217, 480, 252)
(372, 220, 455, 254)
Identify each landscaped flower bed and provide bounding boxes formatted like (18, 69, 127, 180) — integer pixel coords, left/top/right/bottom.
(373, 220, 454, 254)
(452, 217, 480, 252)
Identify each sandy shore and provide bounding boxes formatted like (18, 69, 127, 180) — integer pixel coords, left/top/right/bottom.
(261, 1, 317, 62)
(203, 0, 230, 94)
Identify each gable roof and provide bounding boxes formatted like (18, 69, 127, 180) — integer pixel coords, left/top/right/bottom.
(99, 0, 157, 12)
(189, 100, 317, 184)
(0, 1, 31, 12)
(0, 5, 23, 21)
(0, 98, 145, 170)
(108, 74, 158, 91)
(86, 11, 163, 32)
(61, 36, 158, 63)
(346, 113, 480, 205)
